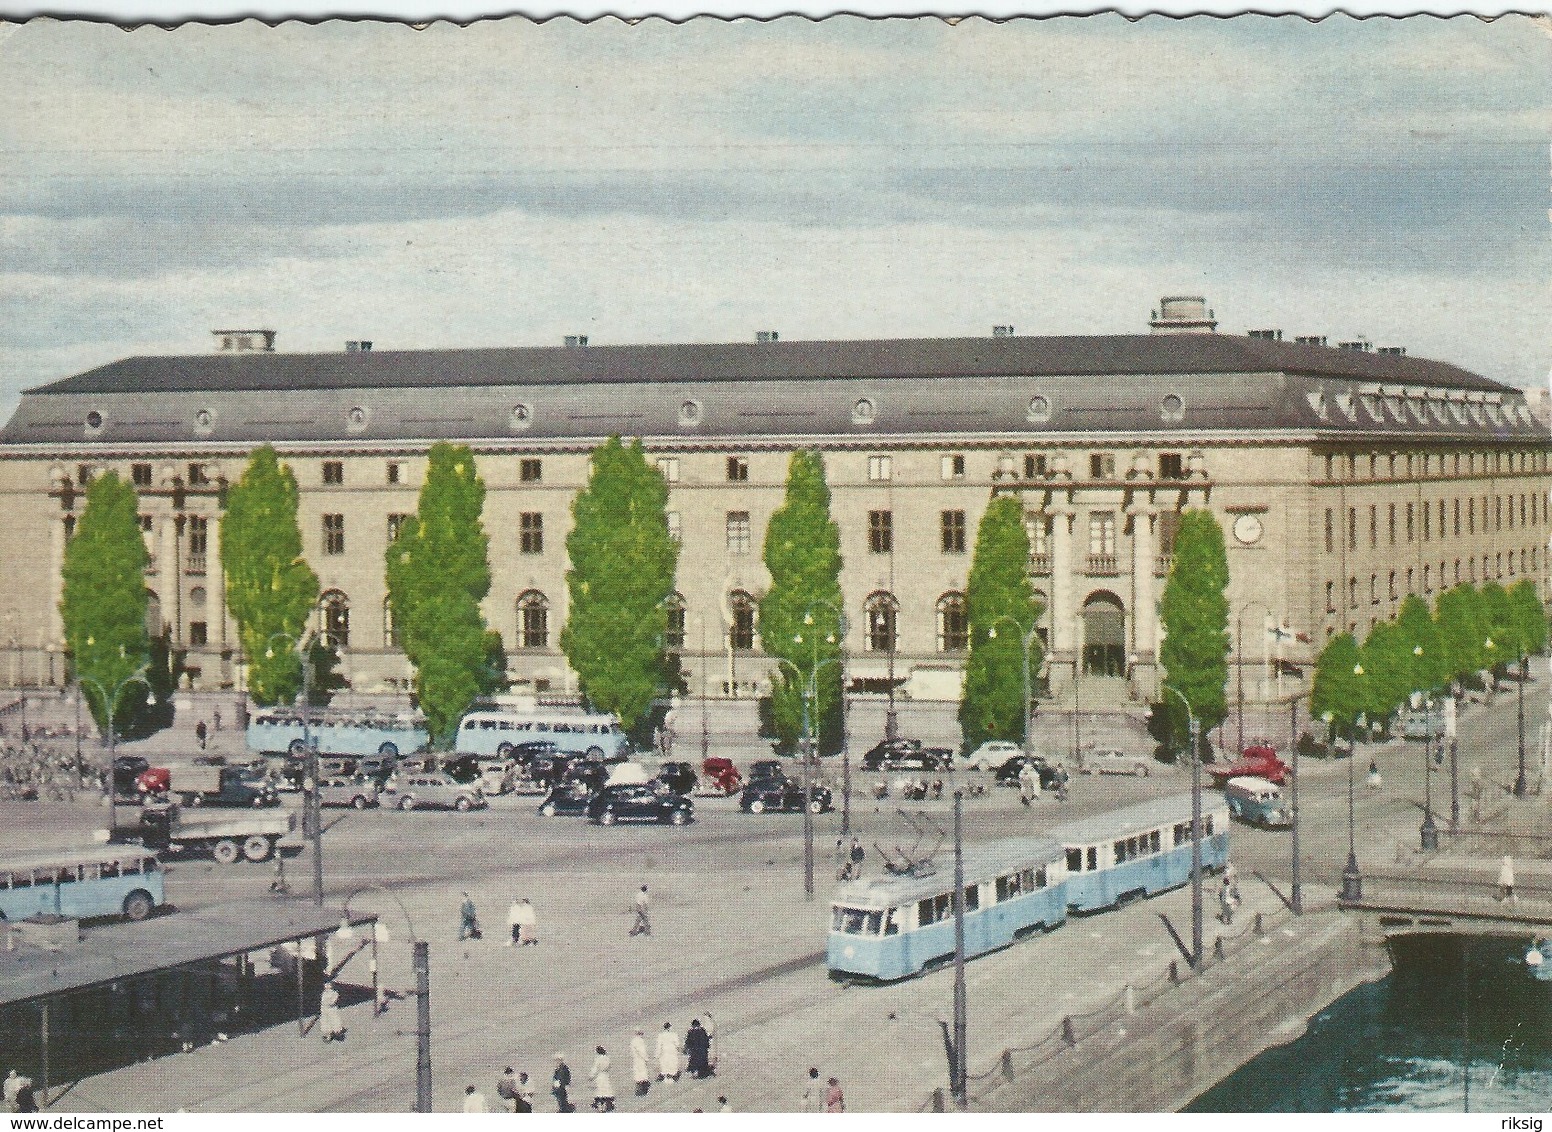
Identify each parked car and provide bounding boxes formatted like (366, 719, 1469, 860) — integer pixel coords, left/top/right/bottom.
(1224, 776, 1293, 829)
(740, 774, 833, 814)
(747, 759, 786, 785)
(655, 761, 698, 795)
(698, 757, 742, 795)
(440, 754, 483, 785)
(992, 754, 1068, 791)
(112, 756, 150, 798)
(1206, 744, 1289, 787)
(319, 776, 380, 809)
(382, 772, 486, 812)
(538, 782, 596, 817)
(477, 758, 519, 796)
(355, 754, 398, 784)
(1077, 748, 1154, 777)
(586, 784, 694, 826)
(958, 740, 1022, 772)
(861, 739, 952, 772)
(1402, 710, 1446, 740)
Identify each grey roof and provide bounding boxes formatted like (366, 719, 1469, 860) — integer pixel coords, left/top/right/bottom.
(0, 900, 376, 1009)
(832, 835, 1065, 908)
(1046, 792, 1227, 847)
(4, 845, 159, 872)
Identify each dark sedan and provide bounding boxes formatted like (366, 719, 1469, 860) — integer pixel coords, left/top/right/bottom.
(586, 784, 694, 826)
(861, 739, 952, 773)
(747, 759, 785, 785)
(740, 776, 834, 814)
(537, 783, 596, 817)
(112, 755, 151, 798)
(655, 761, 698, 795)
(992, 755, 1069, 791)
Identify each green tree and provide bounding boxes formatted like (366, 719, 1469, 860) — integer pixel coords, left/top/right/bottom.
(759, 450, 844, 756)
(386, 443, 495, 747)
(1310, 632, 1363, 740)
(1435, 584, 1488, 687)
(1480, 580, 1516, 678)
(223, 446, 320, 707)
(59, 472, 151, 737)
(1395, 594, 1445, 696)
(1157, 509, 1230, 750)
(560, 436, 679, 738)
(959, 495, 1042, 748)
(1510, 579, 1548, 664)
(1357, 620, 1409, 730)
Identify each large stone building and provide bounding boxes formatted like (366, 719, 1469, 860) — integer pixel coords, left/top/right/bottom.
(1, 298, 1547, 714)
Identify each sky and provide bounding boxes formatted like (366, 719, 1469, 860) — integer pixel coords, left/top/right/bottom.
(1, 15, 1549, 416)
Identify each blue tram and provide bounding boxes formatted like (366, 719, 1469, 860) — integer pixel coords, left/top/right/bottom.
(1050, 793, 1230, 914)
(827, 837, 1068, 981)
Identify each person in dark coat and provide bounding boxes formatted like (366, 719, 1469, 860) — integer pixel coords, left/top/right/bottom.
(14, 1082, 38, 1113)
(684, 1019, 713, 1079)
(551, 1053, 573, 1112)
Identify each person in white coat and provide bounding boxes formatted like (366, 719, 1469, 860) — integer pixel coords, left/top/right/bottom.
(630, 1029, 652, 1096)
(319, 981, 345, 1043)
(589, 1046, 615, 1111)
(656, 1021, 681, 1082)
(462, 1085, 490, 1113)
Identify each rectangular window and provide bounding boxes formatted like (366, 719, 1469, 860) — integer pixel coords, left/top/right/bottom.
(1027, 513, 1051, 558)
(1389, 571, 1397, 600)
(1024, 454, 1046, 479)
(726, 512, 751, 555)
(186, 516, 208, 556)
(1468, 497, 1475, 534)
(187, 463, 210, 486)
(1159, 453, 1185, 480)
(666, 511, 681, 543)
(867, 455, 891, 482)
(189, 621, 208, 647)
(1347, 508, 1357, 550)
(1325, 581, 1335, 614)
(1088, 512, 1117, 556)
(519, 458, 542, 483)
(1368, 505, 1377, 548)
(1089, 453, 1115, 480)
(941, 510, 966, 554)
(322, 461, 343, 485)
(131, 463, 152, 487)
(519, 513, 544, 554)
(1423, 504, 1431, 542)
(727, 456, 750, 482)
(1324, 509, 1334, 554)
(137, 514, 153, 533)
(941, 454, 966, 480)
(1387, 504, 1396, 545)
(657, 457, 680, 484)
(868, 510, 894, 554)
(1406, 503, 1414, 543)
(323, 514, 345, 555)
(387, 513, 410, 543)
(386, 462, 400, 485)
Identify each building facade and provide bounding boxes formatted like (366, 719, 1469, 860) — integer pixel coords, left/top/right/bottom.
(1, 300, 1547, 710)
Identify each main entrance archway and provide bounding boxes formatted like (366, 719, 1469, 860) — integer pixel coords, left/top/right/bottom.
(1081, 591, 1126, 676)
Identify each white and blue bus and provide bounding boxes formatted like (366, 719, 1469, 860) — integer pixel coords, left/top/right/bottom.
(827, 836, 1068, 982)
(1050, 793, 1230, 914)
(0, 846, 165, 922)
(455, 708, 629, 760)
(246, 710, 429, 758)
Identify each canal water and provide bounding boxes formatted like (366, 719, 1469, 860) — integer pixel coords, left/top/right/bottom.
(1189, 935, 1552, 1112)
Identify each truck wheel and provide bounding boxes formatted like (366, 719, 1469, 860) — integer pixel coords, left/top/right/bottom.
(122, 890, 154, 921)
(243, 835, 272, 862)
(749, 799, 766, 814)
(352, 794, 369, 810)
(379, 742, 399, 758)
(398, 796, 416, 812)
(1136, 765, 1150, 777)
(455, 796, 473, 812)
(212, 839, 241, 865)
(540, 802, 557, 817)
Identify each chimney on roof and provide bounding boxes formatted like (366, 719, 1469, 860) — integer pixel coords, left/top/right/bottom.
(756, 331, 779, 343)
(1247, 329, 1282, 341)
(1148, 296, 1217, 335)
(1294, 335, 1328, 347)
(1337, 339, 1373, 353)
(992, 325, 1015, 338)
(1378, 346, 1406, 357)
(212, 329, 276, 353)
(345, 341, 373, 353)
(563, 335, 589, 348)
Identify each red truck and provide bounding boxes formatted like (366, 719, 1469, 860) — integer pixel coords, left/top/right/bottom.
(1206, 740, 1290, 787)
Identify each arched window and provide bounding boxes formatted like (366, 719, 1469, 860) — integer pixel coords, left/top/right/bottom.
(383, 595, 402, 649)
(319, 590, 350, 650)
(728, 591, 756, 652)
(864, 592, 899, 653)
(936, 592, 968, 653)
(516, 591, 549, 650)
(663, 593, 686, 650)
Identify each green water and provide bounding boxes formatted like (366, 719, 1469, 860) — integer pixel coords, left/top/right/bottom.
(1189, 936, 1552, 1112)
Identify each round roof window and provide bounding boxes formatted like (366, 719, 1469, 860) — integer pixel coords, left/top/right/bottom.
(679, 400, 703, 426)
(1027, 395, 1052, 423)
(852, 398, 876, 424)
(1160, 394, 1185, 422)
(193, 409, 215, 435)
(84, 410, 104, 433)
(510, 403, 533, 431)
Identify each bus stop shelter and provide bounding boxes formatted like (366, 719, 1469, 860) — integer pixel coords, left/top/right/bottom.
(0, 900, 378, 1102)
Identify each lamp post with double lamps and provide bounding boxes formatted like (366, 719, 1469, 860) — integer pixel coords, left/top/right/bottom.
(1414, 644, 1440, 851)
(265, 631, 322, 906)
(1160, 683, 1203, 971)
(781, 606, 848, 900)
(76, 641, 156, 836)
(985, 616, 1041, 759)
(342, 886, 432, 1112)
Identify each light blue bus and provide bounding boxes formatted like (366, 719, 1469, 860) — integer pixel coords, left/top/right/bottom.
(455, 708, 630, 760)
(0, 846, 165, 922)
(1050, 793, 1230, 914)
(827, 836, 1068, 982)
(246, 710, 429, 758)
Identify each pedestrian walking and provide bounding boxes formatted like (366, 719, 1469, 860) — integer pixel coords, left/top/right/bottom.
(655, 1021, 681, 1082)
(270, 853, 290, 894)
(1500, 855, 1517, 903)
(702, 1011, 719, 1075)
(629, 885, 651, 937)
(463, 1085, 490, 1113)
(801, 1067, 821, 1112)
(630, 1029, 651, 1096)
(195, 720, 208, 750)
(459, 892, 481, 940)
(718, 1096, 732, 1113)
(589, 1046, 615, 1111)
(1470, 766, 1485, 822)
(212, 708, 221, 733)
(319, 981, 346, 1042)
(1018, 761, 1039, 806)
(497, 1067, 519, 1111)
(1366, 760, 1382, 790)
(685, 1019, 713, 1079)
(1223, 860, 1240, 905)
(515, 898, 538, 945)
(1217, 876, 1236, 925)
(506, 898, 523, 946)
(824, 1076, 845, 1113)
(516, 1072, 535, 1113)
(551, 1054, 574, 1113)
(4, 1069, 30, 1111)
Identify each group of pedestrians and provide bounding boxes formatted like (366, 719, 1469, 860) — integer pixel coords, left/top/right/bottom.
(800, 1066, 846, 1113)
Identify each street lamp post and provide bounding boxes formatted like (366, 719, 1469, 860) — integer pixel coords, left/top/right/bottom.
(1421, 695, 1439, 851)
(1161, 684, 1202, 970)
(267, 632, 322, 907)
(1334, 701, 1363, 901)
(950, 789, 968, 1111)
(1289, 694, 1302, 915)
(1516, 646, 1529, 798)
(986, 617, 1041, 759)
(77, 650, 155, 838)
(785, 605, 848, 901)
(343, 886, 431, 1112)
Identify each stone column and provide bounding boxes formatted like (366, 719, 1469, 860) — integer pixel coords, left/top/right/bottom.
(1048, 502, 1076, 689)
(48, 515, 65, 644)
(207, 514, 227, 650)
(159, 515, 178, 642)
(1127, 502, 1157, 699)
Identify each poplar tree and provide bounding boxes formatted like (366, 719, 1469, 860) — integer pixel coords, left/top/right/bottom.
(1510, 578, 1548, 665)
(1480, 580, 1515, 680)
(759, 450, 844, 755)
(1435, 584, 1489, 687)
(1157, 509, 1230, 750)
(223, 446, 320, 707)
(60, 472, 151, 737)
(561, 437, 679, 736)
(958, 495, 1041, 748)
(1311, 631, 1363, 740)
(1395, 594, 1445, 696)
(386, 443, 494, 747)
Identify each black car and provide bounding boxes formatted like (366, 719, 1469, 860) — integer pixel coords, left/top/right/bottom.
(586, 784, 693, 826)
(992, 755, 1068, 791)
(511, 740, 560, 768)
(655, 762, 698, 795)
(440, 754, 483, 785)
(739, 775, 833, 814)
(561, 760, 611, 793)
(861, 739, 951, 773)
(538, 782, 596, 817)
(111, 756, 150, 798)
(747, 759, 786, 785)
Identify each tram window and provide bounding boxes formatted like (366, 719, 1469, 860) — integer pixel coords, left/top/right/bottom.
(884, 909, 899, 936)
(1033, 867, 1046, 889)
(964, 886, 980, 911)
(1066, 849, 1082, 872)
(996, 874, 1020, 901)
(918, 894, 951, 925)
(1149, 831, 1161, 854)
(1086, 847, 1098, 872)
(81, 863, 101, 882)
(1114, 840, 1128, 864)
(1205, 815, 1215, 836)
(1174, 822, 1189, 847)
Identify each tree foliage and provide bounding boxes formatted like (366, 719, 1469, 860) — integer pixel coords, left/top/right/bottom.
(958, 496, 1042, 748)
(1510, 579, 1548, 660)
(60, 473, 152, 737)
(561, 437, 680, 737)
(1357, 620, 1410, 727)
(1480, 580, 1515, 676)
(1394, 594, 1445, 696)
(1310, 632, 1363, 737)
(1157, 509, 1230, 748)
(1435, 584, 1489, 685)
(386, 443, 495, 747)
(223, 446, 320, 707)
(759, 450, 845, 755)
